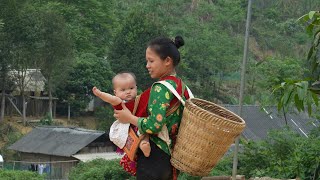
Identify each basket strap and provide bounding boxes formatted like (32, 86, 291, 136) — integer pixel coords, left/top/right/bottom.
(132, 95, 141, 115)
(157, 81, 194, 106)
(186, 85, 194, 98)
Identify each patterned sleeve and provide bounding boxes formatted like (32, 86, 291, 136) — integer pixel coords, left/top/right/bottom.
(137, 82, 174, 134)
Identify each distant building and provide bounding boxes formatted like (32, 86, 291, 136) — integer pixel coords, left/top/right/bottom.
(8, 126, 119, 179)
(9, 69, 46, 96)
(3, 69, 59, 117)
(224, 105, 319, 141)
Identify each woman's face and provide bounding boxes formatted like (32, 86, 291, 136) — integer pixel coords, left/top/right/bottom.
(145, 47, 172, 79)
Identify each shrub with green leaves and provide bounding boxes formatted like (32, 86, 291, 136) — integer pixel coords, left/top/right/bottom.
(39, 113, 53, 125)
(68, 159, 134, 180)
(239, 128, 320, 179)
(178, 155, 233, 179)
(0, 169, 44, 180)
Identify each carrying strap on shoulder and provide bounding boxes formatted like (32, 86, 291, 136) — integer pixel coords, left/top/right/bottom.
(132, 95, 141, 115)
(156, 81, 194, 106)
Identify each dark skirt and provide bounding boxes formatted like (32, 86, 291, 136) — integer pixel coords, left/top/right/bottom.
(136, 140, 173, 180)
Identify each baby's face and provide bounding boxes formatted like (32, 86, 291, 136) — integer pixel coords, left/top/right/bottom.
(113, 76, 137, 101)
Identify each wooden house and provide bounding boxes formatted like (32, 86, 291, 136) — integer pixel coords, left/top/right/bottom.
(8, 126, 118, 179)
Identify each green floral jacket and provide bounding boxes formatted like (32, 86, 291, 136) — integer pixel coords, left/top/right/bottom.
(137, 79, 188, 155)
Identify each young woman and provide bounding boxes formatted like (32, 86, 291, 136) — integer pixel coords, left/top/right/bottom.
(114, 36, 192, 180)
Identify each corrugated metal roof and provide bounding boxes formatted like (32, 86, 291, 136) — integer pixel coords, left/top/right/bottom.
(72, 152, 122, 162)
(8, 126, 105, 157)
(223, 105, 319, 140)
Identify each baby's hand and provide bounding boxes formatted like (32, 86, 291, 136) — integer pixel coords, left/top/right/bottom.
(92, 87, 101, 97)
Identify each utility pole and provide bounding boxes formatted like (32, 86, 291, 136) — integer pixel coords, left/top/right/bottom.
(232, 0, 253, 179)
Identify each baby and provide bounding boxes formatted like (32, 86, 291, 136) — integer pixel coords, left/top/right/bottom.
(92, 72, 151, 157)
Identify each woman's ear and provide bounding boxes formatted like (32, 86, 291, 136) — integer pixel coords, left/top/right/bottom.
(164, 56, 173, 66)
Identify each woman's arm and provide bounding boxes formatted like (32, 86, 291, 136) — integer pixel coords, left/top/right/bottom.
(92, 87, 122, 106)
(114, 103, 139, 126)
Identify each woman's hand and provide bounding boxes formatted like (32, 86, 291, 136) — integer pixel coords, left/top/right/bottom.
(114, 102, 138, 126)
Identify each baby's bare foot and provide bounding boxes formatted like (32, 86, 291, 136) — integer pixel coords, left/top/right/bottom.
(140, 141, 151, 157)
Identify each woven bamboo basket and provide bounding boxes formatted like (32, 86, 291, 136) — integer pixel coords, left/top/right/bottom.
(171, 98, 246, 176)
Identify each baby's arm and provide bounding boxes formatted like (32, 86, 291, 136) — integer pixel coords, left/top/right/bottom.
(92, 87, 122, 106)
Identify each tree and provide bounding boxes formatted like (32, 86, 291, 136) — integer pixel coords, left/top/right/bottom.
(31, 0, 116, 56)
(9, 7, 42, 125)
(108, 8, 167, 90)
(0, 27, 10, 122)
(56, 53, 114, 115)
(0, 0, 26, 122)
(37, 10, 74, 119)
(274, 11, 320, 116)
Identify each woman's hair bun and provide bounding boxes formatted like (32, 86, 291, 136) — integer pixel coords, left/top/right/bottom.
(174, 36, 184, 49)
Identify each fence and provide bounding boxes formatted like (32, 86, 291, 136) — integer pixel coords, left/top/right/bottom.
(3, 160, 78, 180)
(0, 94, 58, 118)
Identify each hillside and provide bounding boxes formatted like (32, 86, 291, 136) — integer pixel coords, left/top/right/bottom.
(1, 0, 319, 109)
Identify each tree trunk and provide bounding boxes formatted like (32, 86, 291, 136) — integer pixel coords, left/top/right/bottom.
(22, 94, 27, 126)
(48, 80, 53, 119)
(68, 103, 70, 122)
(0, 69, 6, 122)
(0, 89, 5, 122)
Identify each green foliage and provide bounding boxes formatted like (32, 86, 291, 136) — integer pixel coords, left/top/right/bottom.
(246, 57, 305, 106)
(178, 173, 202, 180)
(56, 53, 114, 115)
(68, 156, 232, 180)
(209, 155, 233, 176)
(298, 11, 320, 82)
(37, 10, 74, 88)
(68, 159, 134, 180)
(251, 0, 319, 56)
(30, 0, 116, 56)
(257, 57, 304, 89)
(0, 1, 19, 98)
(0, 124, 22, 162)
(94, 106, 114, 131)
(1, 0, 320, 115)
(272, 11, 320, 117)
(177, 155, 233, 179)
(273, 80, 318, 116)
(239, 128, 320, 179)
(39, 113, 53, 125)
(0, 169, 44, 180)
(108, 8, 167, 90)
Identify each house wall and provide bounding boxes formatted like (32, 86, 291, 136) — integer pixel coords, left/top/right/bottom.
(78, 144, 115, 154)
(77, 135, 117, 154)
(19, 153, 78, 180)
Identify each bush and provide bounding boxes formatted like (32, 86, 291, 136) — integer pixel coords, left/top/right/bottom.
(178, 155, 233, 179)
(239, 128, 320, 179)
(69, 156, 234, 180)
(0, 169, 44, 180)
(39, 113, 53, 125)
(0, 124, 22, 161)
(68, 158, 134, 180)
